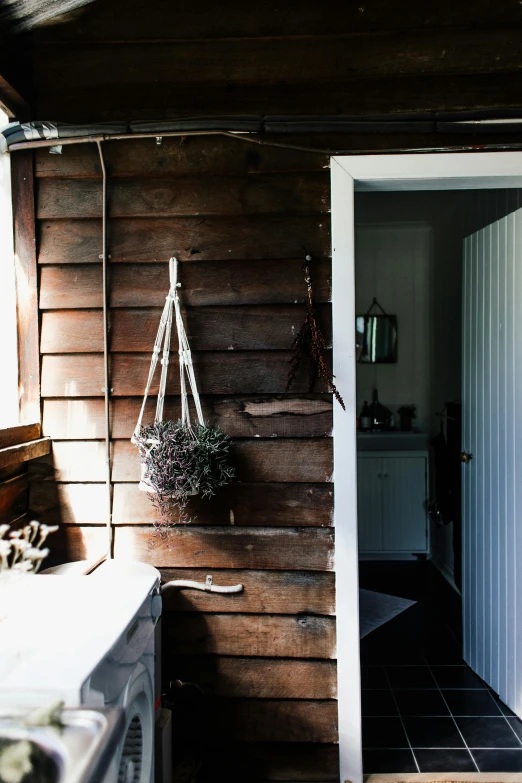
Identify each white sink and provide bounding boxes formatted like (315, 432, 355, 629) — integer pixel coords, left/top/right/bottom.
(0, 707, 124, 783)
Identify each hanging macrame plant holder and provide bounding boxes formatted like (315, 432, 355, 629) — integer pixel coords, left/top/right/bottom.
(131, 257, 234, 528)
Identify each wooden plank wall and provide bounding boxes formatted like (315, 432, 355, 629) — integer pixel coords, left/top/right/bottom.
(0, 427, 44, 531)
(28, 1, 522, 779)
(0, 463, 29, 527)
(30, 135, 339, 780)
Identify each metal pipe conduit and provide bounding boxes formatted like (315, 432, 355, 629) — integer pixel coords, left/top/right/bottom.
(6, 129, 522, 157)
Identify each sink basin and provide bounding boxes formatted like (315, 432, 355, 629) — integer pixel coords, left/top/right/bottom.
(0, 736, 60, 783)
(0, 707, 124, 783)
(357, 431, 430, 451)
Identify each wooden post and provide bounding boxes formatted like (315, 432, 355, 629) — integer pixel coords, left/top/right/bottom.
(11, 150, 40, 424)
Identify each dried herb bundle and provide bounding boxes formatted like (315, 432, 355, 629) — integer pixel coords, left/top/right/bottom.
(134, 420, 234, 534)
(287, 257, 345, 409)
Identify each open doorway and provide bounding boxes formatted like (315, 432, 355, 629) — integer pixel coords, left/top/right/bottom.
(330, 153, 522, 783)
(354, 189, 522, 775)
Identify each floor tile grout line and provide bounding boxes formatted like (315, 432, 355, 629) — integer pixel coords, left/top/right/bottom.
(443, 619, 462, 648)
(364, 664, 469, 668)
(363, 746, 522, 750)
(424, 658, 481, 772)
(500, 710, 522, 747)
(364, 664, 470, 667)
(476, 687, 509, 717)
(383, 667, 421, 773)
(364, 714, 507, 718)
(363, 686, 488, 691)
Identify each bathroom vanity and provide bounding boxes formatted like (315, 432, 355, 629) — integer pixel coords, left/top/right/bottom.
(357, 433, 429, 558)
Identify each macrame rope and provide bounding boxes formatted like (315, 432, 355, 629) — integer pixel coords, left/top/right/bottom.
(132, 256, 204, 445)
(155, 257, 176, 424)
(131, 295, 171, 442)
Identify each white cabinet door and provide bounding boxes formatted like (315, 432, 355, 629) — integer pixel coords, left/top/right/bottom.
(381, 456, 427, 551)
(357, 457, 383, 551)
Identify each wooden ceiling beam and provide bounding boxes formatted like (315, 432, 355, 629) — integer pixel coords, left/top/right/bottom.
(0, 73, 30, 120)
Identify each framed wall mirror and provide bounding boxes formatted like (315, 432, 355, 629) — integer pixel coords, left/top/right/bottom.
(356, 313, 398, 363)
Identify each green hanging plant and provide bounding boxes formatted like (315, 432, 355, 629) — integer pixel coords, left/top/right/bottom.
(134, 420, 234, 531)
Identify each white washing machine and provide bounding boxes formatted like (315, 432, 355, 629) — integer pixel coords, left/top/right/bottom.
(0, 559, 162, 783)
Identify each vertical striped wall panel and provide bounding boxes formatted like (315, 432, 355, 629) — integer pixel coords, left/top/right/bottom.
(462, 207, 522, 715)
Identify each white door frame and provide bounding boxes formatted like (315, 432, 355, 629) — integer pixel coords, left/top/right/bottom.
(331, 151, 522, 783)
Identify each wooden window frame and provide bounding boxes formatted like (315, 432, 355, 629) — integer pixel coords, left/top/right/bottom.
(0, 75, 47, 460)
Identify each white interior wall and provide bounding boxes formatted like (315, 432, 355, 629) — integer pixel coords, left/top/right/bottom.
(355, 192, 465, 434)
(354, 222, 432, 432)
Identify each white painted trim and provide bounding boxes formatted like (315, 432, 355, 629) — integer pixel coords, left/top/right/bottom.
(331, 151, 522, 783)
(335, 151, 522, 191)
(331, 157, 362, 783)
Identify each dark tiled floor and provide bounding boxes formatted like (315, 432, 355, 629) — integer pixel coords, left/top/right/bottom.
(360, 562, 522, 773)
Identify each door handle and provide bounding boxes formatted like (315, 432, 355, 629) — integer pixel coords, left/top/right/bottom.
(460, 451, 473, 464)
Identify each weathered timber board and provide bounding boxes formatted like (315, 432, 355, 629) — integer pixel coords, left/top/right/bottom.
(40, 352, 330, 396)
(33, 0, 522, 40)
(197, 741, 339, 782)
(178, 699, 338, 743)
(40, 306, 332, 353)
(29, 482, 109, 524)
(0, 473, 29, 524)
(37, 216, 330, 264)
(231, 440, 333, 483)
(0, 464, 28, 484)
(36, 73, 522, 121)
(34, 136, 332, 178)
(42, 396, 333, 439)
(160, 568, 335, 614)
(43, 525, 108, 567)
(114, 526, 335, 571)
(34, 132, 522, 180)
(0, 439, 51, 470)
(162, 612, 336, 657)
(164, 656, 337, 698)
(0, 424, 41, 449)
(30, 481, 333, 527)
(37, 174, 329, 219)
(39, 260, 331, 308)
(33, 30, 522, 87)
(113, 482, 333, 526)
(31, 439, 332, 483)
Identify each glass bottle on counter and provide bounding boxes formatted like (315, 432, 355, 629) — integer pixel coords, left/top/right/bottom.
(360, 401, 372, 431)
(370, 388, 393, 430)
